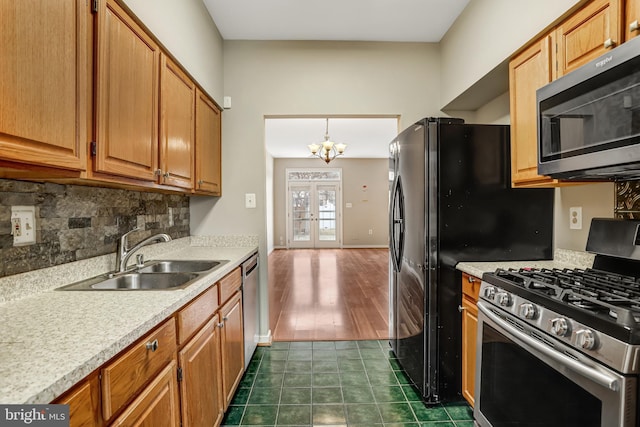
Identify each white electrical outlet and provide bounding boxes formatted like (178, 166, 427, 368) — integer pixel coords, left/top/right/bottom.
(11, 206, 36, 245)
(569, 206, 582, 230)
(168, 207, 174, 226)
(245, 193, 256, 209)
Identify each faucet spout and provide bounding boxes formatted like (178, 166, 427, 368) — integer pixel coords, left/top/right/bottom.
(115, 230, 171, 272)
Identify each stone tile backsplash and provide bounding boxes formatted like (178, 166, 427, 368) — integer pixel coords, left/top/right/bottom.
(0, 179, 189, 277)
(615, 181, 640, 219)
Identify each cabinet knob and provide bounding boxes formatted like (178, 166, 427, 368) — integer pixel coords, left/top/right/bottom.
(467, 276, 476, 283)
(223, 316, 229, 321)
(458, 305, 466, 313)
(154, 169, 163, 176)
(163, 172, 170, 179)
(604, 38, 616, 49)
(630, 20, 639, 32)
(197, 180, 204, 186)
(146, 339, 159, 352)
(217, 322, 224, 328)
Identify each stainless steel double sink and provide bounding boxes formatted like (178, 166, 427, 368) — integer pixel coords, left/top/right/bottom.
(57, 260, 229, 291)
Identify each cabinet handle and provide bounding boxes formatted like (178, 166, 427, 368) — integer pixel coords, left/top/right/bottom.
(217, 322, 224, 328)
(467, 276, 476, 283)
(154, 169, 163, 176)
(197, 179, 203, 187)
(458, 305, 466, 313)
(631, 20, 640, 32)
(146, 339, 159, 352)
(604, 38, 616, 49)
(163, 172, 170, 179)
(223, 316, 229, 321)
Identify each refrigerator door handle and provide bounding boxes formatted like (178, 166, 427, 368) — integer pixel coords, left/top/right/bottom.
(389, 176, 405, 272)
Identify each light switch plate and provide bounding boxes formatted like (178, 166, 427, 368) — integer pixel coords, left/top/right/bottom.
(245, 193, 256, 209)
(11, 205, 36, 245)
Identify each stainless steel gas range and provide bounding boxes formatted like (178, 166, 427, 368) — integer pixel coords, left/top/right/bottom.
(474, 218, 640, 427)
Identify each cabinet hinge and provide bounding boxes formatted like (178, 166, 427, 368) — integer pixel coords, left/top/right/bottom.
(177, 367, 183, 382)
(91, 0, 98, 14)
(90, 141, 97, 156)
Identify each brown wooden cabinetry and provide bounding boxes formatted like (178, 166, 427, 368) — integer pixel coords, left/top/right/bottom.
(509, 32, 559, 187)
(626, 0, 640, 40)
(194, 89, 223, 196)
(220, 290, 245, 408)
(556, 0, 623, 77)
(94, 0, 160, 182)
(110, 360, 181, 427)
(55, 375, 101, 427)
(461, 272, 481, 407)
(160, 54, 196, 190)
(0, 0, 89, 174)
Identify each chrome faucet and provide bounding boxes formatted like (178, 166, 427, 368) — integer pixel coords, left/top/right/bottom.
(115, 228, 171, 273)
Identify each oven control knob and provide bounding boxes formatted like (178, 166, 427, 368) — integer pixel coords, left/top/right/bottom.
(551, 318, 571, 337)
(519, 303, 538, 320)
(575, 329, 597, 350)
(496, 292, 512, 307)
(484, 286, 496, 300)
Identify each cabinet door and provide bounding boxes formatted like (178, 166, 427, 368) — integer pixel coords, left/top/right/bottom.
(178, 316, 224, 427)
(461, 296, 478, 407)
(556, 0, 623, 76)
(194, 89, 222, 195)
(159, 54, 195, 190)
(626, 0, 640, 40)
(509, 32, 559, 187)
(94, 0, 160, 181)
(220, 292, 244, 408)
(0, 0, 88, 172)
(55, 376, 101, 427)
(110, 360, 180, 427)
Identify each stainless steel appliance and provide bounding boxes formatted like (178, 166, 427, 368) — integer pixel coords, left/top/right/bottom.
(242, 252, 259, 369)
(475, 218, 640, 427)
(537, 34, 640, 180)
(388, 117, 554, 403)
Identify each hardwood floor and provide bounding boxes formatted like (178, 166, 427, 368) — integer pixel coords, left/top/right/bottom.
(268, 248, 390, 341)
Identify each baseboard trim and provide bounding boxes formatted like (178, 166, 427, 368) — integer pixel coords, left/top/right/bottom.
(257, 330, 273, 346)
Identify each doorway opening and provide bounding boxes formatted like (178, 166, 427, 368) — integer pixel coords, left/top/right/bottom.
(286, 168, 342, 249)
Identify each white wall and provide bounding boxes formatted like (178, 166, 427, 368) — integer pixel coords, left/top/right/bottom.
(121, 0, 224, 100)
(440, 0, 581, 108)
(190, 41, 442, 338)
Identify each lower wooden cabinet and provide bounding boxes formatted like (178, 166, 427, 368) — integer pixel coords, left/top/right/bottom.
(54, 375, 101, 427)
(220, 291, 245, 408)
(461, 273, 481, 407)
(178, 315, 224, 427)
(110, 360, 181, 427)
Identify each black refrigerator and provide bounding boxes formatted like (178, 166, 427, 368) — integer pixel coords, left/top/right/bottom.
(389, 117, 554, 403)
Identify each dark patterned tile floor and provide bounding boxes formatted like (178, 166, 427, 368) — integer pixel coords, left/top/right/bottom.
(222, 340, 474, 426)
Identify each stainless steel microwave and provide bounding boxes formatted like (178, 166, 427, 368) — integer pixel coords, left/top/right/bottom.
(537, 35, 640, 180)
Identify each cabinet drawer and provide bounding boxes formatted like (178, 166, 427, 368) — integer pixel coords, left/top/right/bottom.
(462, 273, 481, 301)
(219, 267, 242, 304)
(101, 318, 177, 421)
(177, 285, 219, 346)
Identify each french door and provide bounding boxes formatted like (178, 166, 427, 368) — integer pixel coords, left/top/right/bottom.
(288, 181, 341, 248)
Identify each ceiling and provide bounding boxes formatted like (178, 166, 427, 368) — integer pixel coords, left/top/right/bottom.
(265, 117, 399, 159)
(203, 0, 470, 43)
(204, 0, 471, 159)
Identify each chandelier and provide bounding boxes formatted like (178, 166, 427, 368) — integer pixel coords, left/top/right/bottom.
(307, 118, 347, 164)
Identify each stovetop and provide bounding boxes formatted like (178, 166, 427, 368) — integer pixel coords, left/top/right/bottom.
(483, 267, 640, 344)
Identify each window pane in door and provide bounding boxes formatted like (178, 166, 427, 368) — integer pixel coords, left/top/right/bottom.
(317, 187, 336, 241)
(292, 189, 311, 241)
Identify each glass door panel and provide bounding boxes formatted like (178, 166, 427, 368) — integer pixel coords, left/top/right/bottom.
(290, 184, 311, 243)
(288, 181, 340, 248)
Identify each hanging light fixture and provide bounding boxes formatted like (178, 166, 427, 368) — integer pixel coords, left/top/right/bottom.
(308, 118, 347, 164)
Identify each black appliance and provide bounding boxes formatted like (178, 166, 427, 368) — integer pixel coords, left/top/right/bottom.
(388, 117, 554, 403)
(537, 34, 640, 180)
(475, 218, 640, 427)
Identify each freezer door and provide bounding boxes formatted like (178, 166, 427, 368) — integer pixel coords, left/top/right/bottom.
(390, 122, 427, 397)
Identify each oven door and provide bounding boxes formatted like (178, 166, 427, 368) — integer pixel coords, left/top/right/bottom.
(475, 301, 636, 427)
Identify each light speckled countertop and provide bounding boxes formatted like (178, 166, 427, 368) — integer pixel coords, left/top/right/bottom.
(0, 237, 258, 404)
(456, 248, 596, 278)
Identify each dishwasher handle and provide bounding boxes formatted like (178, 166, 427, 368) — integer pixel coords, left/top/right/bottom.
(243, 253, 259, 279)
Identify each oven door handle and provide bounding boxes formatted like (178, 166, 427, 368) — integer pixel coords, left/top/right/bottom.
(478, 302, 620, 392)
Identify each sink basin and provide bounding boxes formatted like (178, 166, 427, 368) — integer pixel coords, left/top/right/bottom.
(56, 259, 229, 291)
(136, 260, 225, 273)
(58, 272, 199, 291)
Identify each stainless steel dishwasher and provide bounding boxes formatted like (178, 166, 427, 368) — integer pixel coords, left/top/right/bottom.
(242, 252, 259, 368)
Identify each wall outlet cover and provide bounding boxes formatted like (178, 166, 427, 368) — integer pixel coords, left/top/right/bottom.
(569, 206, 582, 230)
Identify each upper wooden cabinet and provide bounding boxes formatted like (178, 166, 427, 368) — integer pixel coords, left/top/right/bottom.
(509, 32, 560, 187)
(194, 89, 222, 196)
(94, 0, 160, 182)
(0, 0, 89, 173)
(626, 0, 640, 40)
(556, 0, 623, 77)
(159, 54, 196, 189)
